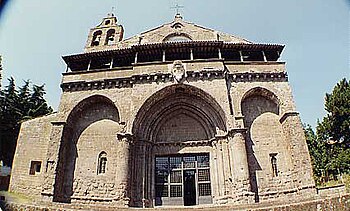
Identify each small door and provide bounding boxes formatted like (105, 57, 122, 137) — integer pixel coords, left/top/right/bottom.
(183, 170, 196, 206)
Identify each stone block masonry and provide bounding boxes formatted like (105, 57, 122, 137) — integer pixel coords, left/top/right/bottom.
(9, 12, 316, 209)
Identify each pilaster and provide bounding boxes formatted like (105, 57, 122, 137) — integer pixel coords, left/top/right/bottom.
(41, 121, 66, 201)
(280, 112, 316, 193)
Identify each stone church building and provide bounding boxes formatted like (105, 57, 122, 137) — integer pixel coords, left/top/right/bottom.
(10, 13, 316, 208)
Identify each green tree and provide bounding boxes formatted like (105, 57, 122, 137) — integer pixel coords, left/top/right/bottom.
(304, 124, 327, 180)
(315, 78, 350, 178)
(319, 78, 350, 145)
(0, 77, 52, 166)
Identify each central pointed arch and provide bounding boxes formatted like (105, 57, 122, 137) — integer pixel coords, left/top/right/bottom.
(132, 84, 227, 143)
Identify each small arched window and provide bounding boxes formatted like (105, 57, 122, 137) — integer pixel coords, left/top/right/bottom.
(98, 151, 107, 174)
(105, 29, 116, 46)
(91, 30, 103, 46)
(270, 153, 278, 177)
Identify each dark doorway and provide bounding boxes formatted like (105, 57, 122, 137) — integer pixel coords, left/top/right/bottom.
(183, 170, 196, 206)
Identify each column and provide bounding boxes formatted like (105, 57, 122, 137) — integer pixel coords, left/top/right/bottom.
(227, 129, 254, 203)
(239, 51, 244, 62)
(87, 59, 91, 71)
(214, 139, 226, 197)
(228, 131, 249, 182)
(162, 50, 166, 62)
(143, 142, 153, 208)
(262, 51, 267, 62)
(134, 52, 138, 64)
(221, 139, 232, 194)
(110, 57, 114, 69)
(41, 121, 66, 201)
(211, 141, 220, 198)
(115, 133, 133, 207)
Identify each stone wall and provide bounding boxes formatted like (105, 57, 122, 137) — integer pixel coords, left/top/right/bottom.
(2, 194, 350, 211)
(316, 184, 346, 197)
(9, 113, 57, 197)
(10, 58, 316, 206)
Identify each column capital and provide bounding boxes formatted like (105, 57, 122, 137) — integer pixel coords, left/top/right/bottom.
(117, 133, 134, 144)
(227, 128, 247, 137)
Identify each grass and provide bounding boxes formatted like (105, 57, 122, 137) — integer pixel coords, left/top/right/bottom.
(315, 173, 350, 193)
(0, 190, 33, 204)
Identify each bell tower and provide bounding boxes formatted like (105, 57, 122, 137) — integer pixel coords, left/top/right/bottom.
(84, 12, 124, 52)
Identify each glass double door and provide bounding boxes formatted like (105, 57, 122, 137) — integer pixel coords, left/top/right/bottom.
(155, 153, 212, 206)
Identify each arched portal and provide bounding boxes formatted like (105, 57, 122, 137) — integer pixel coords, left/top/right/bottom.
(131, 84, 226, 207)
(133, 84, 226, 141)
(53, 95, 121, 203)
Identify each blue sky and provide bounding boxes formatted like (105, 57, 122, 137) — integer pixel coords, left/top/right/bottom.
(0, 0, 349, 127)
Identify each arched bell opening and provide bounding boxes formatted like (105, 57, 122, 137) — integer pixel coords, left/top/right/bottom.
(53, 95, 120, 203)
(91, 30, 103, 46)
(131, 84, 226, 207)
(105, 29, 116, 46)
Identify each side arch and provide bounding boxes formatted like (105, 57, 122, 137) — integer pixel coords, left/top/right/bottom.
(53, 94, 120, 203)
(240, 87, 280, 125)
(240, 87, 290, 202)
(241, 87, 280, 113)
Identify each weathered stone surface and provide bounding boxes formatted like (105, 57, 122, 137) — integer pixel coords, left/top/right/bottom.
(9, 13, 317, 209)
(2, 194, 350, 211)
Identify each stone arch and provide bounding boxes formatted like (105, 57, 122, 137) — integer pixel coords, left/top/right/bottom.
(53, 95, 120, 203)
(130, 84, 226, 206)
(91, 30, 103, 46)
(163, 33, 192, 43)
(65, 94, 120, 127)
(132, 84, 226, 142)
(105, 29, 116, 45)
(240, 87, 286, 202)
(240, 87, 280, 126)
(241, 87, 280, 108)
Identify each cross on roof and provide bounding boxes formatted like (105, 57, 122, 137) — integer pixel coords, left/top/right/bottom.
(171, 3, 184, 15)
(108, 6, 116, 17)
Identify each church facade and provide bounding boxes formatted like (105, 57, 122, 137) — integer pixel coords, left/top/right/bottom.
(10, 13, 316, 208)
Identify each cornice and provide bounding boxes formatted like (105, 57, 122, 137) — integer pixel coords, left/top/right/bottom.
(61, 70, 288, 92)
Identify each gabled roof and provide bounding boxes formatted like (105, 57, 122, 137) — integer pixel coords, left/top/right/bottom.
(117, 14, 252, 49)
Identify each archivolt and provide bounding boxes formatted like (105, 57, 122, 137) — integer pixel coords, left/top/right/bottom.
(132, 84, 226, 142)
(65, 94, 120, 140)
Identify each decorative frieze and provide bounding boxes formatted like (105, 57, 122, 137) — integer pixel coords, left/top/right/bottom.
(228, 71, 288, 83)
(61, 70, 287, 92)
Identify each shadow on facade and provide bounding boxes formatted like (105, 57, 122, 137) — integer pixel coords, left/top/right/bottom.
(53, 95, 120, 203)
(241, 87, 279, 202)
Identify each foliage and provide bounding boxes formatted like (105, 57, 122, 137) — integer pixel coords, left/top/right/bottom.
(304, 124, 327, 183)
(320, 78, 350, 145)
(0, 77, 52, 166)
(305, 78, 350, 185)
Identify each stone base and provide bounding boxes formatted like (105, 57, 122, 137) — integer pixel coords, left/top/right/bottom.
(2, 194, 350, 211)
